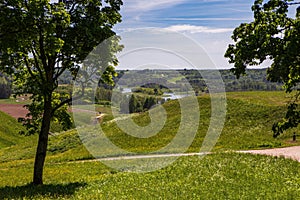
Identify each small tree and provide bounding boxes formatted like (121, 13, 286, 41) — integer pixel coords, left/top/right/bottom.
(120, 95, 129, 114)
(0, 74, 12, 99)
(225, 0, 300, 137)
(129, 94, 138, 113)
(143, 96, 156, 111)
(0, 0, 122, 185)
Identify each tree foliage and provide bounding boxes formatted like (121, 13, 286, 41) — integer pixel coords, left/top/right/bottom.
(225, 0, 300, 137)
(0, 73, 12, 99)
(0, 0, 122, 184)
(120, 94, 159, 114)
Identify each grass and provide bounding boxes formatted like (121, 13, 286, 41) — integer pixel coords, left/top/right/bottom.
(1, 91, 299, 163)
(0, 111, 28, 148)
(73, 91, 299, 157)
(0, 97, 31, 105)
(0, 91, 300, 199)
(0, 154, 299, 199)
(225, 91, 294, 106)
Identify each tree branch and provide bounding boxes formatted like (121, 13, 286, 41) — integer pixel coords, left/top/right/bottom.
(23, 56, 43, 88)
(52, 84, 86, 114)
(30, 44, 46, 84)
(38, 27, 48, 74)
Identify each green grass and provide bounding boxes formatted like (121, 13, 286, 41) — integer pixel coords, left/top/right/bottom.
(0, 111, 28, 149)
(0, 97, 31, 105)
(74, 91, 299, 157)
(1, 91, 299, 163)
(0, 153, 299, 199)
(225, 91, 293, 106)
(0, 91, 300, 199)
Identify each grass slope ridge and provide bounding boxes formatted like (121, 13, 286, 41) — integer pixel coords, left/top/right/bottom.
(1, 91, 298, 164)
(0, 111, 26, 148)
(0, 91, 300, 199)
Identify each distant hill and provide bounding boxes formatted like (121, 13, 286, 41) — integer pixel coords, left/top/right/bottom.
(57, 68, 283, 93)
(111, 68, 283, 93)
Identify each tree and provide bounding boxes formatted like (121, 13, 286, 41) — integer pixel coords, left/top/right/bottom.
(120, 95, 130, 114)
(0, 0, 122, 185)
(143, 96, 156, 110)
(129, 94, 138, 113)
(0, 74, 12, 99)
(225, 0, 300, 137)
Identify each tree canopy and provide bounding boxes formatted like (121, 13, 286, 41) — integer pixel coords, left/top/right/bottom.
(225, 0, 300, 137)
(0, 0, 123, 185)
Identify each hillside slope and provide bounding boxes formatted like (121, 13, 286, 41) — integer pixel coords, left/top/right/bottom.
(0, 111, 26, 148)
(0, 91, 299, 163)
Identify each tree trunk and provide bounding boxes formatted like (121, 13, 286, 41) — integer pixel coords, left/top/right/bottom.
(32, 99, 52, 185)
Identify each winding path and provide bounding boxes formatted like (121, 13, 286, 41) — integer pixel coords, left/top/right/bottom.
(71, 146, 300, 163)
(239, 145, 300, 162)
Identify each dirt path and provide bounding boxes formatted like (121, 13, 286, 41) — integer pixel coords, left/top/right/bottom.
(69, 146, 300, 164)
(68, 152, 210, 164)
(0, 104, 28, 119)
(70, 108, 98, 114)
(239, 146, 300, 162)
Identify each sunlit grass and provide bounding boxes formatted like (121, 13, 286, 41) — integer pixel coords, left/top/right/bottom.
(225, 91, 292, 106)
(0, 154, 299, 199)
(0, 111, 27, 149)
(1, 91, 299, 165)
(0, 91, 300, 199)
(0, 97, 31, 105)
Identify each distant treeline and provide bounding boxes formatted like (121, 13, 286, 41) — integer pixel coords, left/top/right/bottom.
(179, 68, 282, 92)
(114, 68, 283, 93)
(56, 68, 282, 93)
(1, 68, 283, 100)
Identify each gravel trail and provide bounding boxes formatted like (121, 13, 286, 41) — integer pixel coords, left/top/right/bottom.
(239, 145, 300, 162)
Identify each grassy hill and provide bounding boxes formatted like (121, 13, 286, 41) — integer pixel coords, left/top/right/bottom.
(0, 111, 27, 148)
(75, 91, 299, 158)
(1, 91, 299, 163)
(0, 91, 299, 199)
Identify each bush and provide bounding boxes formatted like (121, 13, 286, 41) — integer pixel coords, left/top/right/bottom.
(0, 75, 12, 99)
(120, 94, 159, 114)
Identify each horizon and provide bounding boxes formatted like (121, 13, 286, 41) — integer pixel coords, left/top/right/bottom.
(115, 67, 269, 71)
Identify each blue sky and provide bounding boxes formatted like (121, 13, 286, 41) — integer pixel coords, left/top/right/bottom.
(117, 0, 253, 29)
(114, 0, 255, 69)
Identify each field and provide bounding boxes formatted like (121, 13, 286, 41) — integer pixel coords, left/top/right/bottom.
(0, 91, 300, 199)
(0, 154, 300, 199)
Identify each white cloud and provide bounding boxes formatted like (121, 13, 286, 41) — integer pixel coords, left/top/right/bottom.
(164, 17, 252, 21)
(165, 24, 233, 34)
(124, 0, 186, 12)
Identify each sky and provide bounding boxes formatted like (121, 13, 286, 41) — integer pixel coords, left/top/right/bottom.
(113, 0, 255, 70)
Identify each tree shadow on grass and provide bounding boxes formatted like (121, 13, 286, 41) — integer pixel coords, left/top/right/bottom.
(0, 182, 87, 199)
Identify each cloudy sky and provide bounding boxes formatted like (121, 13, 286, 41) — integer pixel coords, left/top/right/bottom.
(114, 0, 255, 70)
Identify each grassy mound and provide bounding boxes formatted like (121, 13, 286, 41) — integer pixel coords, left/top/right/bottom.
(1, 91, 298, 163)
(0, 111, 26, 148)
(75, 91, 299, 157)
(0, 91, 300, 199)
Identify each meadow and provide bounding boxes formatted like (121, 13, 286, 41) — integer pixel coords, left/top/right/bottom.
(0, 91, 299, 199)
